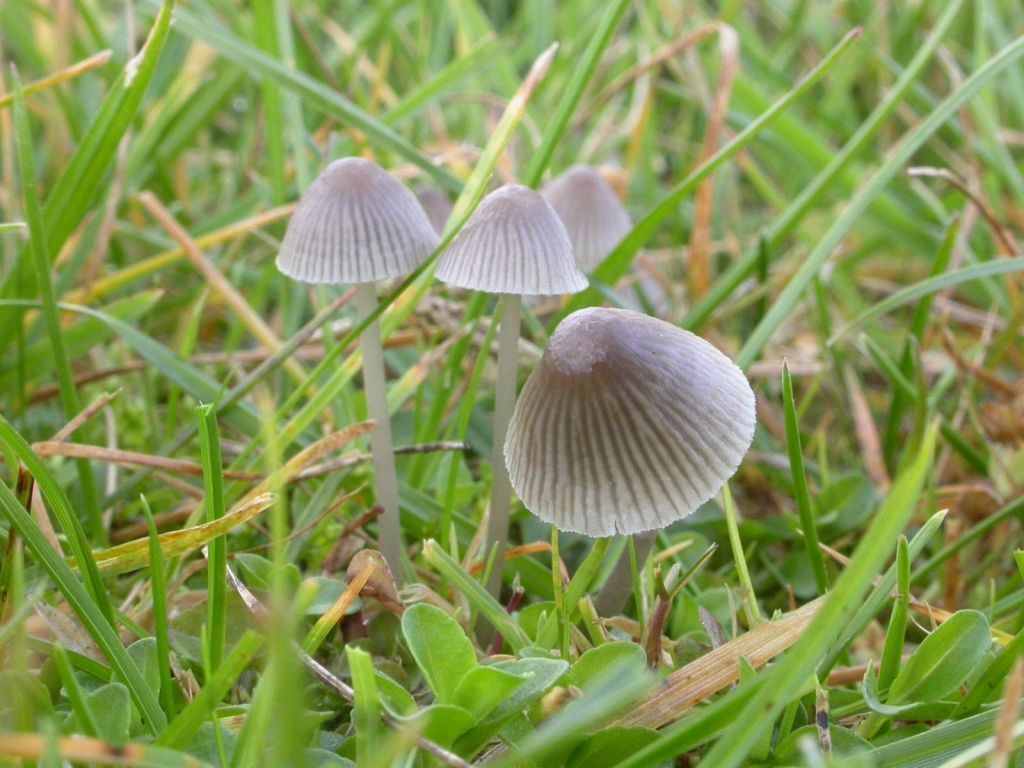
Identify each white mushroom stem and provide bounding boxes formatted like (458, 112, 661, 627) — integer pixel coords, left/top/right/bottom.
(354, 282, 403, 576)
(485, 292, 522, 597)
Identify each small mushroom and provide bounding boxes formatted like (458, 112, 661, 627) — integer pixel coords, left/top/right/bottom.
(436, 184, 586, 593)
(276, 157, 439, 575)
(541, 165, 633, 270)
(504, 307, 756, 536)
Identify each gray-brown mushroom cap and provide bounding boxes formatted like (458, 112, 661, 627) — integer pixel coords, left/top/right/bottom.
(276, 157, 440, 284)
(504, 307, 756, 536)
(435, 184, 587, 296)
(541, 165, 633, 270)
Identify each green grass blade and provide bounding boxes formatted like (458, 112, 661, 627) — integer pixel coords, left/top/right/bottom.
(782, 362, 829, 595)
(562, 27, 863, 318)
(422, 539, 531, 651)
(521, 0, 632, 187)
(141, 496, 176, 719)
(684, 0, 965, 331)
(0, 0, 175, 343)
(156, 629, 264, 748)
(0, 415, 113, 625)
(10, 69, 103, 542)
(146, 0, 461, 193)
(196, 404, 227, 673)
(832, 257, 1024, 345)
(737, 35, 1024, 368)
(698, 423, 937, 767)
(0, 479, 167, 733)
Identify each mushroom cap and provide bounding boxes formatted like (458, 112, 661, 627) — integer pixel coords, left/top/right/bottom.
(541, 165, 633, 270)
(435, 184, 587, 296)
(504, 307, 756, 536)
(276, 157, 440, 284)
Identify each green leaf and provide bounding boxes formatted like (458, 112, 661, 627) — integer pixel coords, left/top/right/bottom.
(452, 666, 526, 722)
(862, 664, 920, 716)
(566, 727, 660, 768)
(457, 657, 570, 753)
(566, 642, 647, 690)
(374, 670, 417, 718)
(739, 33, 1024, 367)
(401, 603, 477, 705)
(126, 638, 161, 707)
(396, 704, 476, 749)
(887, 610, 991, 705)
(345, 646, 381, 767)
(85, 682, 132, 744)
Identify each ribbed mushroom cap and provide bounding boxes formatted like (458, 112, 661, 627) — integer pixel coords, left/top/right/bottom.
(276, 157, 439, 284)
(435, 184, 587, 296)
(504, 308, 756, 536)
(541, 165, 632, 270)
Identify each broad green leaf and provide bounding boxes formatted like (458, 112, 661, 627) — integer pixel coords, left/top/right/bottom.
(862, 665, 919, 716)
(396, 704, 475, 748)
(126, 638, 161, 707)
(401, 603, 477, 705)
(85, 683, 131, 744)
(374, 670, 417, 718)
(453, 666, 526, 722)
(566, 642, 647, 690)
(887, 610, 991, 705)
(457, 657, 570, 753)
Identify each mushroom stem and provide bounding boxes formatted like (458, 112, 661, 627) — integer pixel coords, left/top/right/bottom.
(353, 282, 403, 576)
(485, 292, 522, 597)
(594, 531, 658, 617)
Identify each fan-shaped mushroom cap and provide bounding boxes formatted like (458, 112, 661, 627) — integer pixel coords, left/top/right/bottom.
(541, 165, 632, 270)
(504, 307, 756, 536)
(276, 157, 439, 284)
(435, 184, 587, 296)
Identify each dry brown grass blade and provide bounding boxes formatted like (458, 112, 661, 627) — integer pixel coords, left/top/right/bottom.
(689, 23, 740, 299)
(613, 596, 823, 730)
(83, 492, 276, 575)
(65, 204, 295, 305)
(0, 733, 206, 767)
(50, 389, 121, 443)
(236, 421, 377, 512)
(31, 441, 262, 481)
(0, 50, 113, 110)
(991, 658, 1024, 768)
(138, 191, 308, 384)
(842, 365, 891, 493)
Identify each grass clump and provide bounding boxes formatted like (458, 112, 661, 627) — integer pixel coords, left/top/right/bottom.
(1, 1, 1024, 766)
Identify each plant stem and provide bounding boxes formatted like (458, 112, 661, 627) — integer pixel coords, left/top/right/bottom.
(722, 484, 762, 626)
(485, 293, 522, 597)
(354, 282, 403, 577)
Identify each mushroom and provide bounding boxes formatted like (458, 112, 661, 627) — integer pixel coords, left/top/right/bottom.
(276, 157, 439, 575)
(504, 307, 756, 537)
(435, 184, 587, 593)
(541, 165, 633, 270)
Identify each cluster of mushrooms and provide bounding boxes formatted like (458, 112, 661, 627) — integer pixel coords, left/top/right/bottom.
(276, 157, 757, 589)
